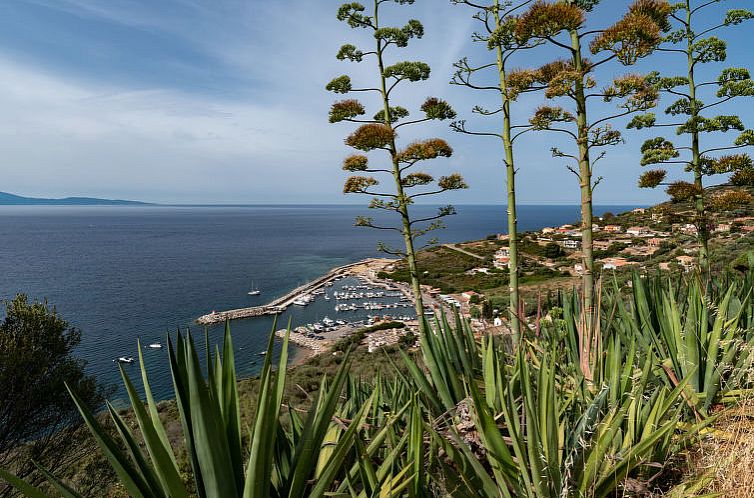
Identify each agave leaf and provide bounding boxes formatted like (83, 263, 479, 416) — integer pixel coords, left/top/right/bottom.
(64, 383, 154, 498)
(118, 362, 189, 497)
(0, 468, 54, 498)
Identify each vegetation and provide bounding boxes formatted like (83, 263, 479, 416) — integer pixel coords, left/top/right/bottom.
(450, 0, 543, 342)
(7, 267, 754, 496)
(327, 0, 468, 330)
(634, 0, 754, 268)
(5, 0, 754, 496)
(512, 0, 671, 334)
(0, 295, 109, 497)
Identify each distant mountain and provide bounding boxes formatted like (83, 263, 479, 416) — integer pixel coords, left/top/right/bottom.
(0, 191, 152, 206)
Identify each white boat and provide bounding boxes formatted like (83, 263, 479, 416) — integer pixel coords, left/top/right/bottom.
(258, 351, 267, 356)
(293, 298, 309, 306)
(247, 281, 261, 296)
(116, 356, 135, 364)
(148, 343, 162, 349)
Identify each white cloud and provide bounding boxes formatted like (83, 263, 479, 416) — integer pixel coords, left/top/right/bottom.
(0, 56, 347, 203)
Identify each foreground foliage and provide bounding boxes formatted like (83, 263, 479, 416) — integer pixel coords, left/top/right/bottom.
(4, 268, 754, 496)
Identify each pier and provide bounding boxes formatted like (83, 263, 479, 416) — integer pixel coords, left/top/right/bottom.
(196, 259, 384, 325)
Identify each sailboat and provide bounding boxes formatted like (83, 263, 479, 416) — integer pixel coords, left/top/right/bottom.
(247, 281, 261, 296)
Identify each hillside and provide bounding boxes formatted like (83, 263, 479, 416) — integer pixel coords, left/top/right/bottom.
(0, 191, 151, 205)
(381, 184, 754, 318)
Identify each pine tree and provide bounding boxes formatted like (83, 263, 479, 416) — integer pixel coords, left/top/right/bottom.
(632, 1, 754, 269)
(328, 1, 468, 330)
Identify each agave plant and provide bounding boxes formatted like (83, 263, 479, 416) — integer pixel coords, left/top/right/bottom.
(624, 273, 754, 413)
(0, 323, 414, 497)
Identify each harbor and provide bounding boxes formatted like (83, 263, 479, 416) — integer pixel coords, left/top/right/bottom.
(196, 258, 404, 325)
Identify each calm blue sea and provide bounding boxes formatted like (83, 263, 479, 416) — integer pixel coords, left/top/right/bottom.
(0, 204, 634, 402)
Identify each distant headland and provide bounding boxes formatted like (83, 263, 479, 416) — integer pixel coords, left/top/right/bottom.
(0, 191, 151, 206)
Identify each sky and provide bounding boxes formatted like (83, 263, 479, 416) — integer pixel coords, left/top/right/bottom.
(0, 0, 752, 205)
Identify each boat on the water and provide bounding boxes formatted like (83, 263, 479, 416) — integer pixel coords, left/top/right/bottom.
(148, 343, 162, 349)
(116, 356, 135, 364)
(247, 281, 261, 296)
(258, 351, 267, 356)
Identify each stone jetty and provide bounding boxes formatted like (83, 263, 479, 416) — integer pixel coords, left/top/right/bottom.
(195, 259, 382, 325)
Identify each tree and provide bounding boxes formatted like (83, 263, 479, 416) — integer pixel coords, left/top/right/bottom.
(0, 294, 108, 496)
(450, 0, 543, 344)
(510, 0, 670, 361)
(328, 1, 468, 331)
(633, 1, 754, 268)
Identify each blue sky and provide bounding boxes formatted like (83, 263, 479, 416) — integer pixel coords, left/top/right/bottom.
(0, 0, 752, 204)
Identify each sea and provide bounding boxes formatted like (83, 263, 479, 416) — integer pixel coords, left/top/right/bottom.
(0, 204, 634, 403)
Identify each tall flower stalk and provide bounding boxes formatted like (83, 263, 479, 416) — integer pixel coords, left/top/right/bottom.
(328, 1, 467, 331)
(450, 0, 542, 344)
(632, 1, 754, 269)
(510, 0, 670, 378)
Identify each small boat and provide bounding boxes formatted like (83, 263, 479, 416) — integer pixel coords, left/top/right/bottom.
(247, 281, 261, 296)
(258, 351, 267, 356)
(148, 343, 162, 349)
(116, 356, 135, 364)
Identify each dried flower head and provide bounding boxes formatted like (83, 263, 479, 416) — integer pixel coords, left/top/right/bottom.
(590, 1, 670, 64)
(731, 167, 754, 186)
(638, 169, 667, 188)
(343, 176, 379, 194)
(516, 1, 584, 42)
(421, 97, 456, 120)
(438, 173, 468, 190)
(342, 155, 369, 172)
(666, 181, 702, 202)
(401, 172, 434, 187)
(396, 139, 453, 163)
(530, 106, 576, 129)
(345, 124, 396, 151)
(329, 99, 366, 123)
(506, 69, 540, 99)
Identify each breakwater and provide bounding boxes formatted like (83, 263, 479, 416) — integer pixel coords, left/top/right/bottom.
(196, 259, 380, 325)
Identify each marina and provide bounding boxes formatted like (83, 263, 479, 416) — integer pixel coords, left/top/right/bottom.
(196, 258, 412, 325)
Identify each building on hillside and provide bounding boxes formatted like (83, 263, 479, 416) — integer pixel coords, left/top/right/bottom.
(466, 267, 491, 275)
(541, 227, 556, 234)
(680, 224, 698, 235)
(461, 291, 480, 302)
(594, 240, 613, 251)
(600, 257, 636, 270)
(603, 225, 623, 233)
(493, 248, 510, 269)
(574, 263, 584, 275)
(626, 226, 652, 237)
(560, 239, 581, 250)
(646, 238, 665, 247)
(714, 223, 732, 233)
(632, 208, 646, 214)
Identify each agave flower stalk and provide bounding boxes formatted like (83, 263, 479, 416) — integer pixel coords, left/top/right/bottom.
(512, 0, 670, 376)
(631, 0, 754, 270)
(450, 0, 544, 344)
(328, 1, 468, 332)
